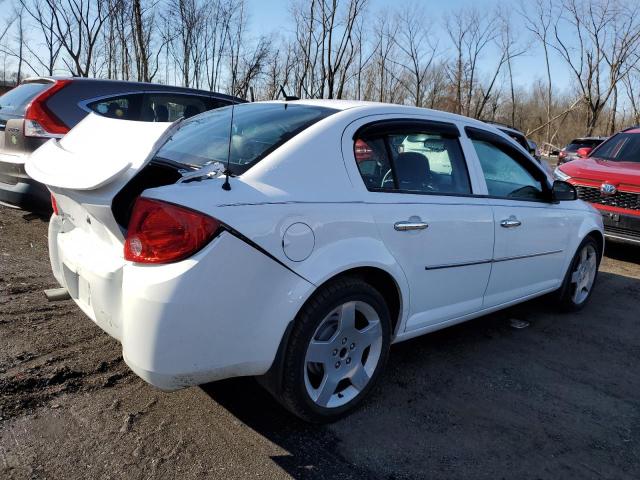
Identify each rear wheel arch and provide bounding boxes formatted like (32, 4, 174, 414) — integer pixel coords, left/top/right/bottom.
(259, 266, 403, 398)
(314, 266, 403, 337)
(272, 274, 392, 421)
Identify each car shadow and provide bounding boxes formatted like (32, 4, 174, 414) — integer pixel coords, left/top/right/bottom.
(201, 378, 372, 479)
(604, 241, 640, 265)
(201, 270, 640, 479)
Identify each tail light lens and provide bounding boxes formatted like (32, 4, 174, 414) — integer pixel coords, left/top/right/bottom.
(558, 151, 566, 159)
(51, 194, 59, 215)
(24, 80, 71, 138)
(124, 198, 221, 264)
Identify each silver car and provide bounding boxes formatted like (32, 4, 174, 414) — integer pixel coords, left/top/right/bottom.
(0, 77, 242, 212)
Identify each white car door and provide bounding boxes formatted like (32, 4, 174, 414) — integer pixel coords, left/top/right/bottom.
(351, 119, 494, 332)
(465, 126, 570, 306)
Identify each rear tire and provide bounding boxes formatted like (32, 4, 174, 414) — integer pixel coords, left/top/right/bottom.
(275, 277, 391, 423)
(554, 236, 601, 312)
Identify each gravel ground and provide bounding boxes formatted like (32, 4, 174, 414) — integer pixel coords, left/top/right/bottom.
(1, 204, 639, 479)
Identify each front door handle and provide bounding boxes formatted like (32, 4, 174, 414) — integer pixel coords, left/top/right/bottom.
(394, 221, 429, 231)
(500, 216, 522, 228)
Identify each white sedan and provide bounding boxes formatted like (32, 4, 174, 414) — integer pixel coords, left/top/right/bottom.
(27, 100, 603, 422)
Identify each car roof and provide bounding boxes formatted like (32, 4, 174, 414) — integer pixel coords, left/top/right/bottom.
(260, 99, 504, 131)
(21, 76, 244, 103)
(483, 121, 525, 135)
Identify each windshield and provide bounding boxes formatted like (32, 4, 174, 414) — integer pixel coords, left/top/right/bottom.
(591, 133, 640, 162)
(154, 103, 337, 175)
(0, 82, 51, 115)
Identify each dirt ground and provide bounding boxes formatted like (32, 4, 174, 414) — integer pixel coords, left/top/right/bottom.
(1, 204, 639, 480)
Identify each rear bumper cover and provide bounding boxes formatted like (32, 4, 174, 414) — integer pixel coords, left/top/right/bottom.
(601, 210, 640, 245)
(0, 159, 51, 212)
(49, 216, 314, 390)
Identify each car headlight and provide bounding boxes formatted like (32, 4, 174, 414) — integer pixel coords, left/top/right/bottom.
(553, 167, 571, 181)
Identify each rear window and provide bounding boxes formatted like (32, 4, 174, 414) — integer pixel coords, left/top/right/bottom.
(500, 129, 528, 151)
(153, 103, 337, 175)
(565, 139, 603, 152)
(0, 82, 51, 115)
(590, 133, 640, 162)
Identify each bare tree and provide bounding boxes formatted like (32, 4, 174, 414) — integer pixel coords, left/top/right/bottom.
(131, 0, 162, 82)
(482, 10, 527, 123)
(446, 7, 518, 119)
(552, 0, 640, 135)
(0, 6, 44, 81)
(1, 0, 638, 143)
(202, 0, 234, 92)
(227, 0, 246, 95)
(445, 7, 500, 117)
(325, 0, 367, 98)
(291, 0, 318, 97)
(390, 4, 437, 107)
(44, 0, 112, 77)
(17, 0, 61, 75)
(15, 6, 24, 83)
(622, 63, 640, 125)
(165, 0, 205, 87)
(264, 38, 296, 99)
(232, 36, 270, 98)
(367, 11, 400, 102)
(291, 0, 367, 99)
(520, 0, 556, 143)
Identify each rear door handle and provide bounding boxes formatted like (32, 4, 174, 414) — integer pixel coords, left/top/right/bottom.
(394, 221, 429, 231)
(500, 216, 522, 228)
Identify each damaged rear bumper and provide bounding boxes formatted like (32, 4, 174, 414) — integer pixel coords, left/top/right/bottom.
(49, 214, 314, 390)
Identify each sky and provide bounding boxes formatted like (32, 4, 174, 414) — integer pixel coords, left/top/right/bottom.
(247, 0, 573, 92)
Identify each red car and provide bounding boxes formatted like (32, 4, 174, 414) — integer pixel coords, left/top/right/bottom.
(554, 126, 640, 245)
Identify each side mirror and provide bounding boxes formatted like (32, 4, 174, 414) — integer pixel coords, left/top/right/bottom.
(552, 180, 578, 201)
(576, 147, 593, 158)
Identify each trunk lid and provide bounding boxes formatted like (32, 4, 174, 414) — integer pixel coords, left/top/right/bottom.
(27, 113, 172, 190)
(27, 113, 174, 242)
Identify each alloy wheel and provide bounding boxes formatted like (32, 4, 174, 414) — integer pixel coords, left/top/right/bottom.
(571, 243, 598, 305)
(304, 300, 383, 409)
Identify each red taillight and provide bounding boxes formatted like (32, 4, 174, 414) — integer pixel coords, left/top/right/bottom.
(559, 151, 566, 159)
(354, 139, 373, 162)
(124, 198, 221, 264)
(24, 80, 71, 138)
(51, 194, 59, 215)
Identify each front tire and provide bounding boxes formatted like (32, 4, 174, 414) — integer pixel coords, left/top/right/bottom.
(555, 236, 601, 312)
(276, 277, 391, 423)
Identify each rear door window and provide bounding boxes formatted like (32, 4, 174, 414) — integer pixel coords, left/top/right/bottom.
(142, 93, 210, 122)
(87, 93, 142, 120)
(354, 122, 471, 195)
(0, 82, 51, 115)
